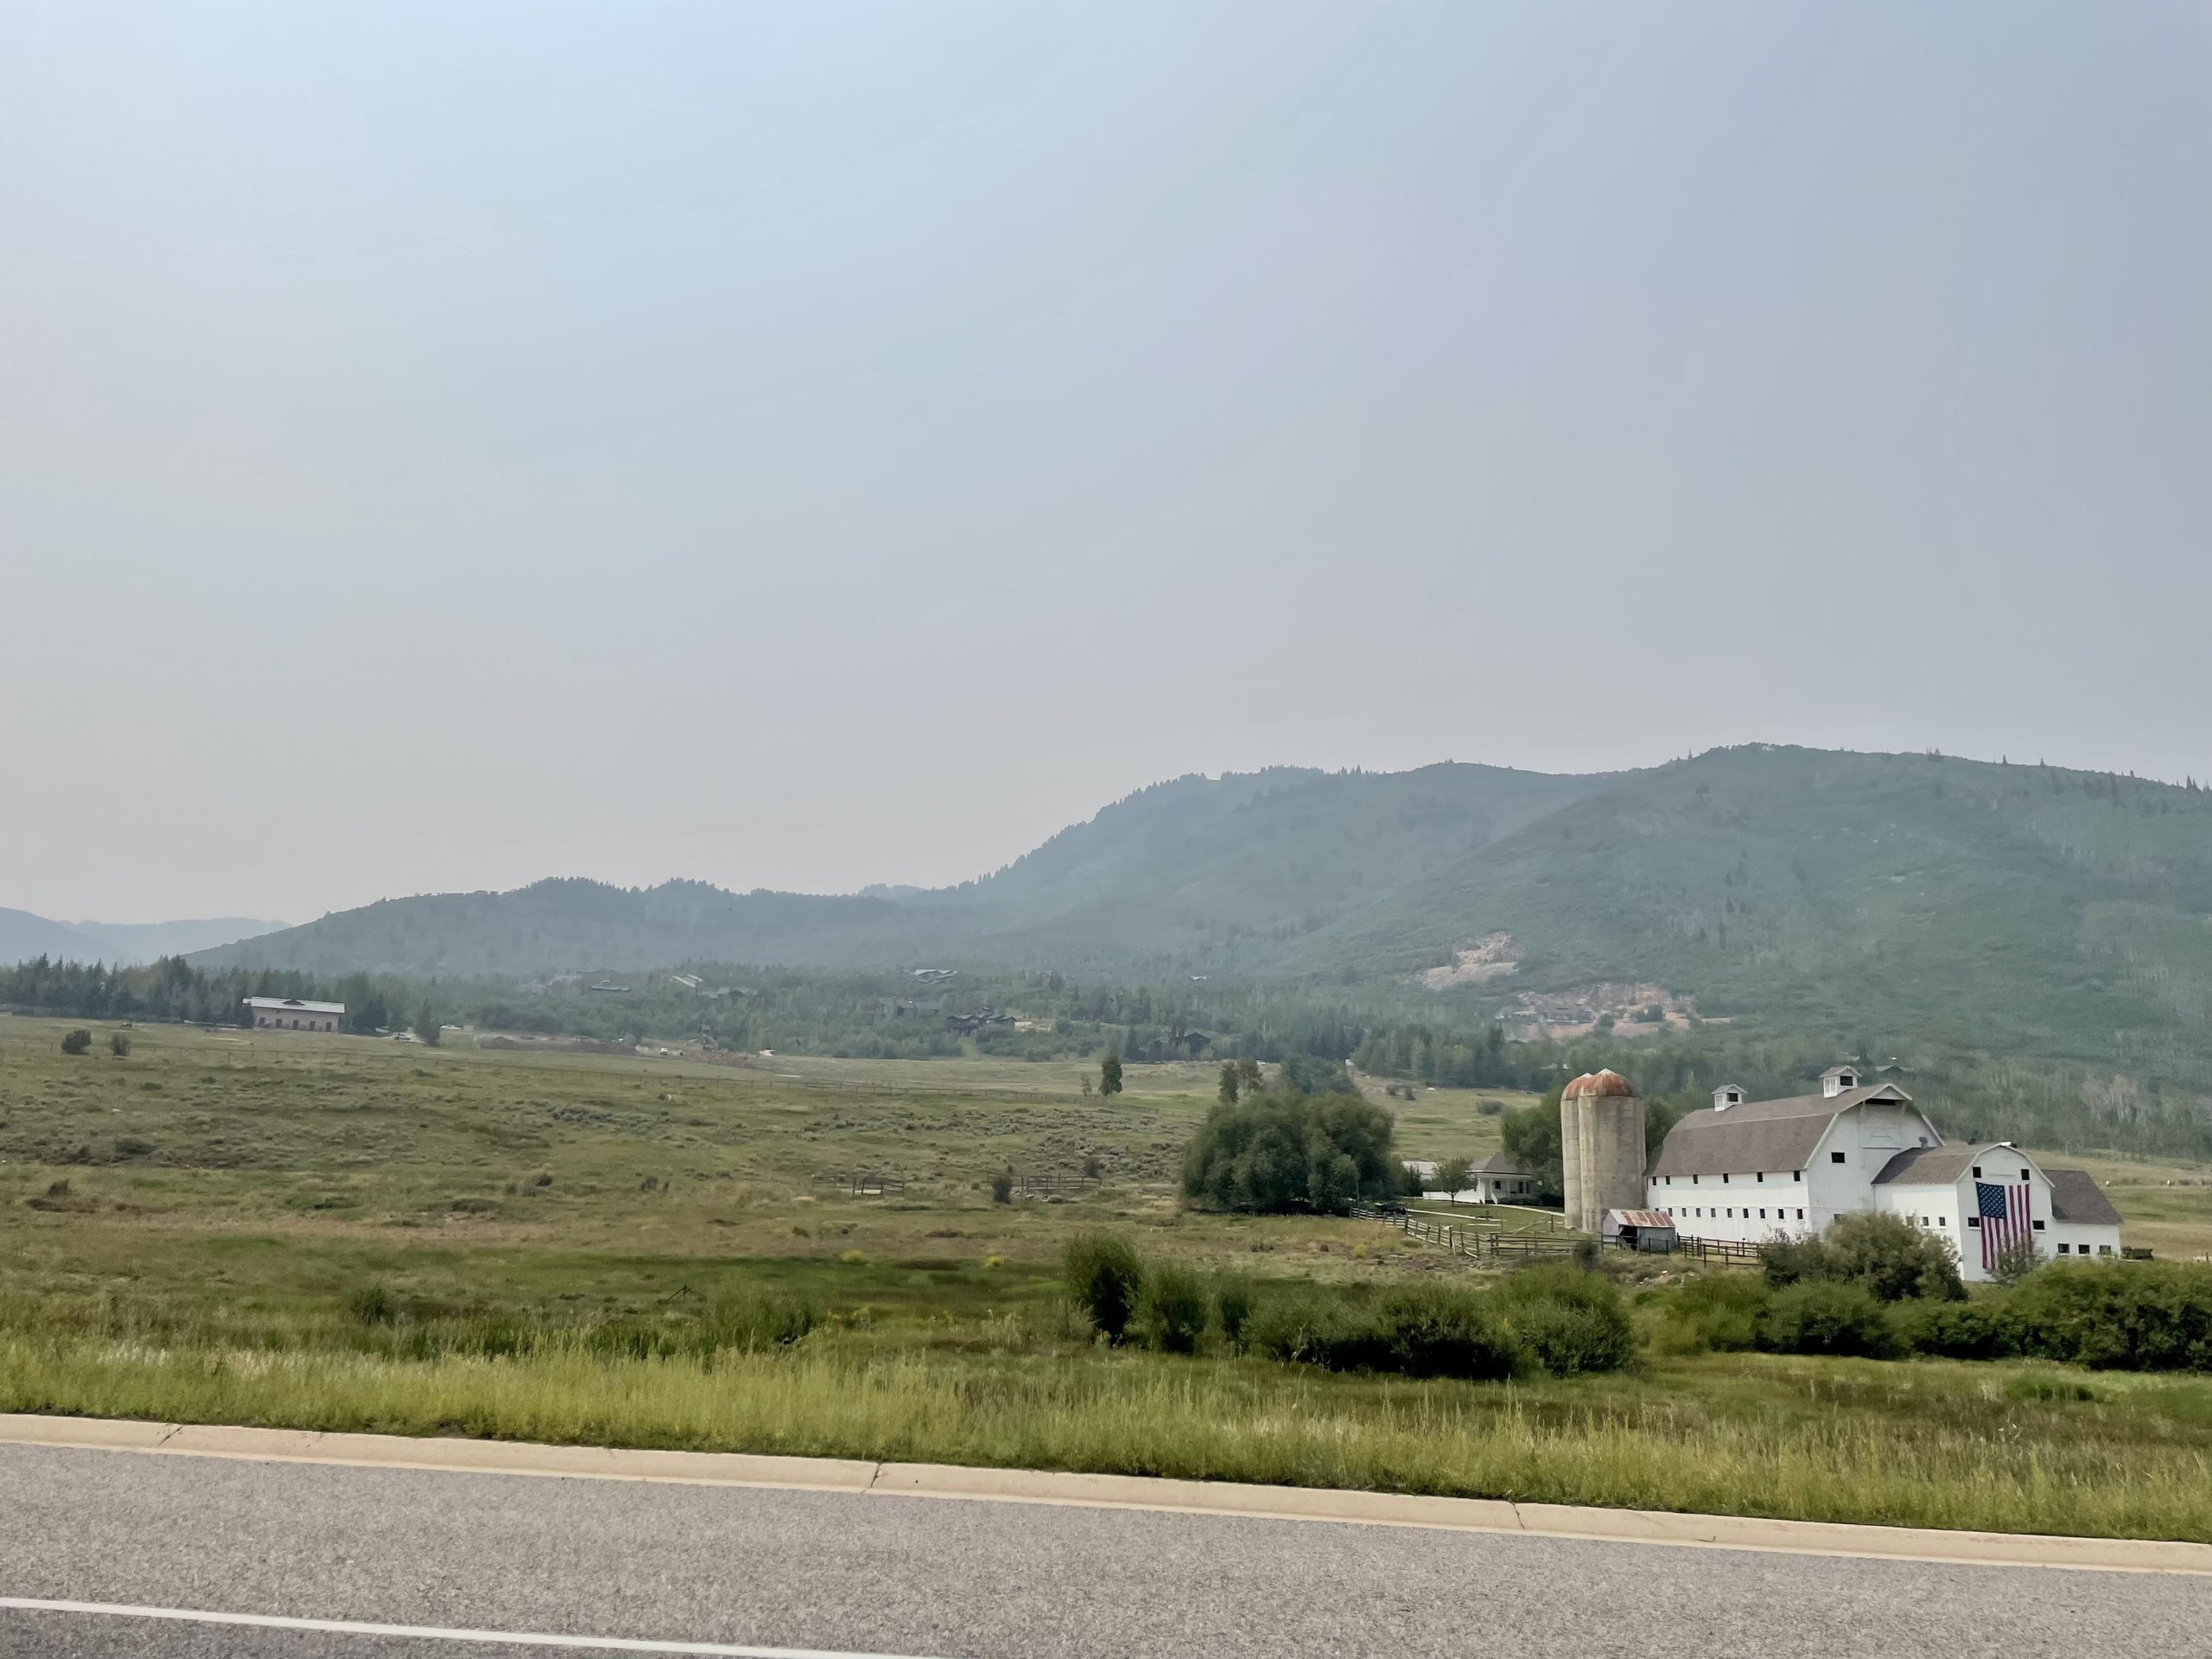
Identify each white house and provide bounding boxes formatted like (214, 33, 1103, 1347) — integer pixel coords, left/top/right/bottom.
(245, 996, 346, 1033)
(1409, 1151, 1541, 1205)
(1645, 1065, 2123, 1281)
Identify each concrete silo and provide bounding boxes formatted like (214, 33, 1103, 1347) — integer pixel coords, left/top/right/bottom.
(1562, 1069, 1646, 1235)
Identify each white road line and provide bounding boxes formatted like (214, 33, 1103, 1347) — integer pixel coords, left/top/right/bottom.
(0, 1598, 944, 1658)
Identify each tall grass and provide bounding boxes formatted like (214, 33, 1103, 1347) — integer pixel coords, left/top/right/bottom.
(5, 1330, 2211, 1542)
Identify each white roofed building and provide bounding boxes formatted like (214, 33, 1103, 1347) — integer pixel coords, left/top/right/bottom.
(245, 996, 346, 1033)
(1644, 1067, 2124, 1280)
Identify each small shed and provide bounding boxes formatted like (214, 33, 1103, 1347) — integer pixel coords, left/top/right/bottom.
(1601, 1209, 1678, 1252)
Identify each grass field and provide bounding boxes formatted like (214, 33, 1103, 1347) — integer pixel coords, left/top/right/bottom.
(5, 1014, 2212, 1541)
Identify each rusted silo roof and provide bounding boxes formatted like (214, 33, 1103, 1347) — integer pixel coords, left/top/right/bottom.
(1563, 1068, 1638, 1100)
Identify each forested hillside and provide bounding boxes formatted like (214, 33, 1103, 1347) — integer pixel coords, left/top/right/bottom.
(1290, 747, 2212, 1077)
(191, 764, 1611, 976)
(107, 744, 2212, 1135)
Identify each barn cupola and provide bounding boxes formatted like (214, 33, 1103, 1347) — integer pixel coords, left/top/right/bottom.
(1821, 1065, 1859, 1098)
(1712, 1084, 1746, 1111)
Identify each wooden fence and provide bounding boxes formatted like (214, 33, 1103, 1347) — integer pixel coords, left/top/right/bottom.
(1350, 1203, 1760, 1265)
(815, 1171, 906, 1197)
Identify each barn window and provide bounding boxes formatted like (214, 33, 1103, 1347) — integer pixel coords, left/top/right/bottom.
(2099, 1244, 2113, 1255)
(2019, 1168, 2031, 1182)
(1972, 1166, 1981, 1178)
(1758, 1208, 1767, 1220)
(1796, 1209, 1805, 1221)
(1968, 1216, 1981, 1229)
(1793, 1171, 1802, 1182)
(1830, 1152, 1846, 1164)
(1721, 1173, 1730, 1184)
(2031, 1219, 2045, 1231)
(2057, 1243, 2070, 1255)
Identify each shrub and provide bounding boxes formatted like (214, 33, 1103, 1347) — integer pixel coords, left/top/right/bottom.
(1757, 1281, 1903, 1359)
(1493, 1264, 1638, 1376)
(346, 1285, 397, 1327)
(1245, 1292, 1368, 1368)
(1893, 1296, 2018, 1362)
(1999, 1260, 2212, 1372)
(1825, 1213, 1965, 1302)
(1250, 1287, 1526, 1381)
(1369, 1285, 1526, 1380)
(837, 1249, 868, 1266)
(704, 1294, 817, 1350)
(60, 1029, 92, 1056)
(989, 1168, 1014, 1205)
(1064, 1231, 1145, 1343)
(1138, 1266, 1209, 1355)
(1758, 1214, 1963, 1303)
(1214, 1279, 1256, 1352)
(1180, 1093, 1399, 1214)
(1659, 1274, 1770, 1354)
(108, 1033, 131, 1057)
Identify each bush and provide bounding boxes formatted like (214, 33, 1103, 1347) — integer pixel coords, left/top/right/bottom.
(1065, 1231, 1145, 1343)
(1758, 1214, 1963, 1303)
(989, 1168, 1014, 1205)
(1214, 1279, 1256, 1352)
(1757, 1281, 1903, 1359)
(1249, 1286, 1527, 1381)
(1892, 1296, 2018, 1362)
(1370, 1286, 1527, 1380)
(1998, 1261, 2212, 1372)
(108, 1033, 131, 1057)
(704, 1294, 817, 1350)
(1180, 1092, 1400, 1214)
(1138, 1266, 1209, 1355)
(1659, 1274, 1770, 1354)
(1825, 1213, 1965, 1302)
(837, 1249, 868, 1266)
(1493, 1264, 1638, 1376)
(60, 1029, 92, 1056)
(346, 1285, 397, 1326)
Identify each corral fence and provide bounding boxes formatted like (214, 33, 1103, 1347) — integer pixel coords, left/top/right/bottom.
(1350, 1203, 1760, 1266)
(1014, 1173, 1101, 1197)
(816, 1171, 906, 1197)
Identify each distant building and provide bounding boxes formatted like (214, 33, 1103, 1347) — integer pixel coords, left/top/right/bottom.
(245, 996, 345, 1033)
(1645, 1068, 2124, 1280)
(1465, 1151, 1539, 1205)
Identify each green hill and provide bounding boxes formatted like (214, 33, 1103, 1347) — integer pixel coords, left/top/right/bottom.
(194, 764, 1606, 977)
(188, 746, 2212, 1093)
(1287, 746, 2212, 1077)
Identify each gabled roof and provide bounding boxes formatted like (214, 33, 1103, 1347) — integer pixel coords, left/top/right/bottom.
(243, 996, 346, 1014)
(1649, 1084, 1917, 1178)
(1469, 1151, 1526, 1175)
(1871, 1142, 2023, 1186)
(2047, 1167, 2124, 1227)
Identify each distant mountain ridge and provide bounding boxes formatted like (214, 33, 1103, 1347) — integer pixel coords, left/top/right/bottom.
(0, 912, 284, 967)
(190, 763, 1609, 977)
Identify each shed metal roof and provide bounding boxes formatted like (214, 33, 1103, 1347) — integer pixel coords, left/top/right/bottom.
(2047, 1167, 2124, 1227)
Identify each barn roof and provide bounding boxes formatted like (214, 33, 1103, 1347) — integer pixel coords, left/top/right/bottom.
(1649, 1084, 1917, 1178)
(2047, 1167, 2124, 1227)
(243, 996, 346, 1014)
(1606, 1210, 1675, 1230)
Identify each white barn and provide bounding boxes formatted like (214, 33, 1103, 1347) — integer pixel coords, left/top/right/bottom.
(245, 996, 346, 1033)
(1646, 1065, 2123, 1281)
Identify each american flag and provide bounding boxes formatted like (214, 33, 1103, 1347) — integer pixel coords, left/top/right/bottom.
(1976, 1180, 2031, 1271)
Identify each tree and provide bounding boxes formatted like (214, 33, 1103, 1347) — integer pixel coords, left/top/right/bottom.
(1436, 1156, 1472, 1198)
(1181, 1092, 1400, 1215)
(60, 1028, 92, 1055)
(413, 1003, 442, 1047)
(1500, 1084, 1566, 1202)
(1758, 1212, 1964, 1303)
(1234, 1057, 1263, 1096)
(1099, 1052, 1123, 1096)
(1217, 1061, 1242, 1105)
(1986, 1235, 2041, 1287)
(989, 1167, 1014, 1205)
(109, 1032, 131, 1057)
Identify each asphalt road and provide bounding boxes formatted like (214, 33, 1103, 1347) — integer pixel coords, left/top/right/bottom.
(3, 1443, 2209, 1659)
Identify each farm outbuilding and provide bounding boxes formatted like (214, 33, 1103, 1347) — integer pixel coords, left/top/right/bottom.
(244, 996, 345, 1032)
(1601, 1209, 1678, 1252)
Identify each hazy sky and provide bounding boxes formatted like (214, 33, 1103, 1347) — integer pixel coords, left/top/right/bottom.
(4, 3, 2209, 924)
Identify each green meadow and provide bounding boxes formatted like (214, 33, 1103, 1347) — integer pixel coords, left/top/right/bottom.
(6, 1014, 2212, 1541)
